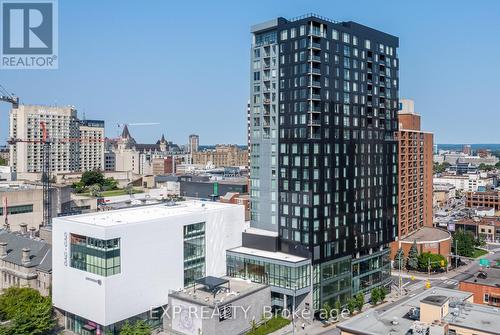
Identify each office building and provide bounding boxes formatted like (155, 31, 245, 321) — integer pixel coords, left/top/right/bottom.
(9, 105, 105, 174)
(165, 277, 271, 335)
(192, 145, 249, 168)
(0, 229, 52, 296)
(466, 190, 500, 211)
(188, 134, 199, 153)
(0, 182, 58, 232)
(52, 201, 245, 334)
(395, 99, 433, 237)
(459, 267, 500, 307)
(234, 14, 399, 310)
(337, 287, 500, 335)
(434, 173, 494, 192)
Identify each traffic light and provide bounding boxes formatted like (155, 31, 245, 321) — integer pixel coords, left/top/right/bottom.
(440, 260, 445, 267)
(425, 280, 431, 289)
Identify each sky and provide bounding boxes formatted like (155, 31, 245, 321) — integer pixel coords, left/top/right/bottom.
(1, 0, 499, 145)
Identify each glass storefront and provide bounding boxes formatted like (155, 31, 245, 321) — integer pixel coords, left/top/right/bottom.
(183, 222, 206, 286)
(352, 248, 391, 294)
(313, 256, 352, 309)
(226, 253, 311, 291)
(70, 234, 121, 277)
(65, 310, 163, 335)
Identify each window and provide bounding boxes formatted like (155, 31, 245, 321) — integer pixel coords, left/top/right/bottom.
(0, 204, 34, 216)
(332, 29, 339, 40)
(365, 39, 371, 49)
(70, 234, 121, 276)
(343, 33, 350, 44)
(184, 222, 206, 286)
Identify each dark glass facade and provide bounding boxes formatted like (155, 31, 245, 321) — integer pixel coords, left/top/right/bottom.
(183, 222, 205, 286)
(250, 15, 399, 307)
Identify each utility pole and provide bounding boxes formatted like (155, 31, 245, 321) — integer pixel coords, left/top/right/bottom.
(455, 239, 458, 269)
(399, 254, 402, 296)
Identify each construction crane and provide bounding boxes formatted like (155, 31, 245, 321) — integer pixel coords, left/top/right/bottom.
(0, 84, 19, 108)
(8, 125, 122, 227)
(7, 121, 52, 227)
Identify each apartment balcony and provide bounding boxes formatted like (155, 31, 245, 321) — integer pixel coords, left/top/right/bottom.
(308, 55, 321, 62)
(263, 98, 271, 105)
(308, 80, 321, 88)
(309, 28, 322, 37)
(308, 119, 321, 126)
(307, 93, 321, 101)
(308, 68, 321, 75)
(307, 107, 321, 114)
(308, 41, 321, 50)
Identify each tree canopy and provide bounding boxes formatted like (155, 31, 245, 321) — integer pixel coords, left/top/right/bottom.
(453, 229, 476, 258)
(407, 241, 419, 270)
(0, 287, 55, 335)
(118, 320, 151, 335)
(72, 170, 118, 194)
(417, 252, 447, 271)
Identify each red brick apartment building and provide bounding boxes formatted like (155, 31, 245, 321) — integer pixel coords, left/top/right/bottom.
(466, 190, 500, 211)
(391, 99, 448, 259)
(459, 267, 500, 306)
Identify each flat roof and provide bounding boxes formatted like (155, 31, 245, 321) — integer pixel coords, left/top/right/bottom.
(337, 287, 473, 335)
(227, 246, 309, 264)
(56, 200, 237, 227)
(462, 267, 500, 287)
(401, 227, 451, 243)
(170, 277, 268, 308)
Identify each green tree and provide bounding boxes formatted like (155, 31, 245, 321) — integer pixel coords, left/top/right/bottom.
(334, 299, 342, 313)
(80, 170, 105, 187)
(0, 157, 7, 166)
(433, 162, 450, 174)
(417, 252, 447, 271)
(394, 248, 405, 270)
(103, 177, 119, 191)
(453, 229, 475, 258)
(88, 184, 102, 198)
(322, 302, 332, 320)
(124, 184, 135, 196)
(407, 241, 419, 270)
(478, 163, 494, 171)
(347, 298, 357, 314)
(119, 320, 151, 335)
(370, 288, 380, 305)
(379, 287, 387, 302)
(355, 293, 364, 311)
(0, 287, 55, 335)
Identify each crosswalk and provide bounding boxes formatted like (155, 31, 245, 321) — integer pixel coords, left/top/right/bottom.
(441, 279, 458, 286)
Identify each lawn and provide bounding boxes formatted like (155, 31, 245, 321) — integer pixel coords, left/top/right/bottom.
(472, 248, 488, 258)
(246, 316, 291, 335)
(80, 189, 142, 197)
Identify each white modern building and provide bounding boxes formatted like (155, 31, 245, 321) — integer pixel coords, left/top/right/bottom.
(52, 201, 245, 334)
(433, 173, 493, 192)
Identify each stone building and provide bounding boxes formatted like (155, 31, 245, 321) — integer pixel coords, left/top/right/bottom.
(192, 145, 248, 168)
(0, 227, 52, 296)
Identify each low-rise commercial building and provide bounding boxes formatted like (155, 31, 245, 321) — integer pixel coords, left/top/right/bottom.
(52, 201, 245, 334)
(165, 276, 271, 335)
(338, 287, 500, 335)
(0, 182, 58, 232)
(434, 173, 493, 192)
(459, 267, 500, 307)
(466, 190, 500, 211)
(433, 183, 456, 208)
(455, 217, 500, 243)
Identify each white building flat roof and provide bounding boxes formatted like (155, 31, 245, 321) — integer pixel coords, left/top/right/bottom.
(228, 246, 309, 263)
(59, 200, 238, 227)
